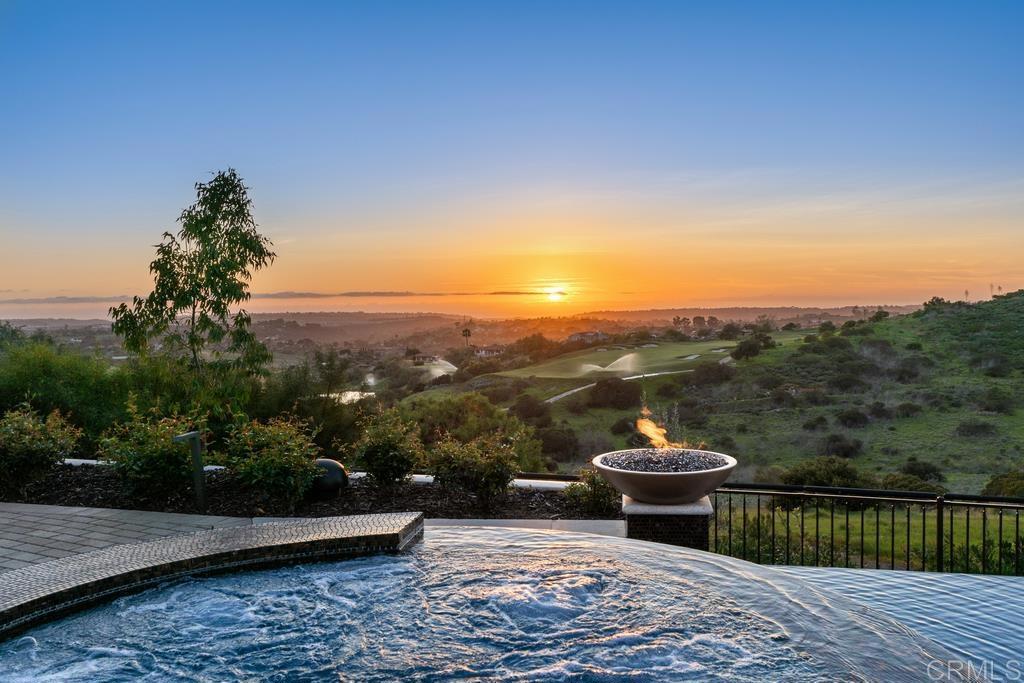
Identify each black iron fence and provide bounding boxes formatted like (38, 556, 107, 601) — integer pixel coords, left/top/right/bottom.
(712, 483, 1024, 575)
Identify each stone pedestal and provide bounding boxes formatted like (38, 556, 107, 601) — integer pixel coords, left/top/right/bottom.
(623, 495, 712, 550)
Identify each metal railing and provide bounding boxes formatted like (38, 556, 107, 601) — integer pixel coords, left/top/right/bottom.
(712, 483, 1024, 575)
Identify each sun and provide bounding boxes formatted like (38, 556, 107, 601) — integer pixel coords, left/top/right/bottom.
(544, 286, 567, 302)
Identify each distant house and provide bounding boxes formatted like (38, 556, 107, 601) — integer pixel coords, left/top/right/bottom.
(568, 331, 608, 344)
(412, 353, 439, 365)
(474, 344, 505, 358)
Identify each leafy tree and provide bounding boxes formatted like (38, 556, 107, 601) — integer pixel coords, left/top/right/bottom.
(730, 338, 762, 360)
(110, 169, 275, 418)
(818, 321, 837, 335)
(461, 327, 472, 346)
(719, 323, 742, 340)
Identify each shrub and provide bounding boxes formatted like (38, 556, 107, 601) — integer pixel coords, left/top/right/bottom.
(656, 382, 680, 399)
(821, 433, 863, 458)
(829, 372, 867, 392)
(0, 342, 128, 446)
(868, 402, 893, 419)
(588, 378, 642, 410)
(429, 436, 517, 509)
(538, 425, 580, 462)
(905, 342, 923, 351)
(895, 402, 923, 418)
(835, 408, 869, 428)
(99, 409, 195, 502)
(881, 473, 947, 495)
(403, 393, 544, 471)
(782, 457, 870, 488)
(564, 468, 619, 516)
(577, 429, 613, 459)
(353, 408, 425, 487)
(224, 417, 321, 510)
(899, 457, 945, 483)
(983, 471, 1024, 498)
(977, 387, 1015, 415)
(802, 415, 828, 431)
(0, 404, 81, 495)
(509, 394, 553, 428)
(955, 419, 997, 437)
(730, 339, 762, 360)
(686, 362, 736, 386)
(610, 416, 634, 435)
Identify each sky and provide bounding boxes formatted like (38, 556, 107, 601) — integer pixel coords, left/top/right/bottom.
(1, 1, 1022, 318)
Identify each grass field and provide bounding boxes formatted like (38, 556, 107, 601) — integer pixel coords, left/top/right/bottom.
(499, 332, 805, 380)
(711, 497, 1024, 573)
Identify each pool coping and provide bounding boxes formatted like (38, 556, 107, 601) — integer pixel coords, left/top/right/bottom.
(0, 512, 424, 640)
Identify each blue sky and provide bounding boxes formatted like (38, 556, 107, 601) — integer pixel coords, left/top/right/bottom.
(1, 1, 1022, 315)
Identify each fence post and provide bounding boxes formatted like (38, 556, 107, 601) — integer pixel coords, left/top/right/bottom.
(173, 431, 206, 512)
(935, 495, 945, 573)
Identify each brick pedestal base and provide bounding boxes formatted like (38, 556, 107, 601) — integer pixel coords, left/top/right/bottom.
(623, 495, 712, 551)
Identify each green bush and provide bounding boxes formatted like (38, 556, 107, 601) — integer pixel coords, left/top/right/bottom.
(821, 433, 863, 458)
(802, 415, 828, 431)
(730, 338, 762, 360)
(895, 402, 923, 418)
(564, 467, 619, 516)
(982, 471, 1024, 498)
(353, 408, 424, 487)
(224, 417, 321, 510)
(99, 409, 195, 502)
(835, 408, 869, 428)
(880, 473, 947, 495)
(899, 457, 945, 483)
(955, 419, 997, 437)
(429, 436, 517, 509)
(588, 378, 642, 409)
(0, 404, 81, 495)
(0, 342, 127, 446)
(782, 457, 871, 488)
(538, 424, 579, 462)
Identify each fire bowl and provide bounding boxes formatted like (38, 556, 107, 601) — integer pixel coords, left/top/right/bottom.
(592, 448, 737, 505)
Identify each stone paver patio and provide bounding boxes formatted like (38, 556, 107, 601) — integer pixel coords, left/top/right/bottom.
(0, 503, 625, 574)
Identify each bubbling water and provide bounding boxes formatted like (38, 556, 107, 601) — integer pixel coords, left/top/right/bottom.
(0, 528, 967, 682)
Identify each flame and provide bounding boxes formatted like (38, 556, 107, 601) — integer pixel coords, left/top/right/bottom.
(635, 406, 684, 449)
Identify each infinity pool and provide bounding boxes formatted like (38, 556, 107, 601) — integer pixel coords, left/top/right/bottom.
(0, 527, 998, 681)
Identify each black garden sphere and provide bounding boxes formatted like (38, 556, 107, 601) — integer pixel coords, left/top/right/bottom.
(310, 458, 349, 499)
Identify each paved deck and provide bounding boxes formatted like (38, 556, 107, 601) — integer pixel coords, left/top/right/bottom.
(0, 503, 624, 574)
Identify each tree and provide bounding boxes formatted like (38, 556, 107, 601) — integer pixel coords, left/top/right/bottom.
(730, 338, 761, 360)
(461, 327, 472, 346)
(110, 170, 274, 416)
(314, 345, 349, 397)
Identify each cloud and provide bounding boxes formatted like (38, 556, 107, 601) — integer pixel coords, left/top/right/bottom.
(0, 295, 130, 304)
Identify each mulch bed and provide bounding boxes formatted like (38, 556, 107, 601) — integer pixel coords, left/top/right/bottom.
(3, 465, 622, 520)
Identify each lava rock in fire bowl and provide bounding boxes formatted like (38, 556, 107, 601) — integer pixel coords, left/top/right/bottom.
(593, 448, 736, 505)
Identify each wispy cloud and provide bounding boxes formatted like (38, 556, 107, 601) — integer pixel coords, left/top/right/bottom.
(2, 290, 555, 305)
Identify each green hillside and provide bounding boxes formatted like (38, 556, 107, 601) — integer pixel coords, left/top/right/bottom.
(636, 292, 1024, 493)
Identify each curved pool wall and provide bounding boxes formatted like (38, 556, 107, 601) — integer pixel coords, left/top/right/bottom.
(0, 527, 978, 682)
(0, 513, 424, 639)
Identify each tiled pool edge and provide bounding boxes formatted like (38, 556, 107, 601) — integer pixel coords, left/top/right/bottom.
(0, 512, 423, 640)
